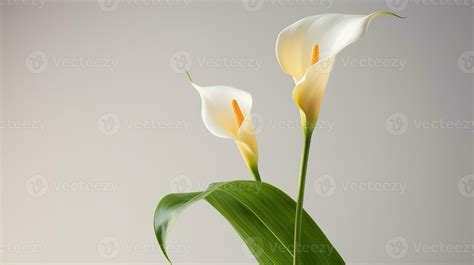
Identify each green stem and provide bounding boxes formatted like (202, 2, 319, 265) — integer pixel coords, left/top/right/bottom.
(293, 129, 313, 265)
(250, 164, 262, 182)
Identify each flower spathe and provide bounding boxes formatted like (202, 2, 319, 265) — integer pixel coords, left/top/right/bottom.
(276, 12, 403, 131)
(186, 73, 260, 180)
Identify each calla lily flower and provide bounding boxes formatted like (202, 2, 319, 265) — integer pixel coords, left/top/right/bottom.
(276, 12, 402, 131)
(186, 72, 260, 181)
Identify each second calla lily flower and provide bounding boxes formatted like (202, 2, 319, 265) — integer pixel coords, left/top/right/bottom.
(276, 11, 402, 131)
(186, 73, 261, 181)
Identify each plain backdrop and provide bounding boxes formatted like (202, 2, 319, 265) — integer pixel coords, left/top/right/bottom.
(1, 0, 473, 264)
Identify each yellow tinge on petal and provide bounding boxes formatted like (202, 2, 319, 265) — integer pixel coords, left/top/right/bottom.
(293, 56, 335, 131)
(276, 12, 402, 83)
(232, 99, 259, 179)
(277, 12, 402, 131)
(235, 114, 259, 179)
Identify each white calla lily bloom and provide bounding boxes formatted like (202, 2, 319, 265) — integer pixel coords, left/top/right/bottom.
(186, 73, 260, 181)
(276, 12, 402, 131)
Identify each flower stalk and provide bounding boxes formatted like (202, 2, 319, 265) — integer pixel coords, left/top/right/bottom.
(250, 164, 261, 182)
(293, 126, 313, 265)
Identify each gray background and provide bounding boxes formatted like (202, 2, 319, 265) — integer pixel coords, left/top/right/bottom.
(1, 0, 473, 264)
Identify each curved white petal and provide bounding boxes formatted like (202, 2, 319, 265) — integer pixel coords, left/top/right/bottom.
(276, 12, 401, 81)
(235, 114, 258, 168)
(292, 57, 335, 127)
(191, 82, 252, 139)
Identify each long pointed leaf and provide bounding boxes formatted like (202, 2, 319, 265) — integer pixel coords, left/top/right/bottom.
(154, 180, 344, 264)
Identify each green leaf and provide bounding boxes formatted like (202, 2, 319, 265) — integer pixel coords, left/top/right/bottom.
(154, 180, 345, 264)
